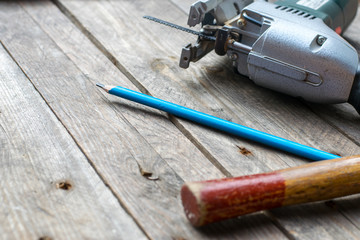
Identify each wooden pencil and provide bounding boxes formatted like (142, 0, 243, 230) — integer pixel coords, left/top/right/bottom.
(96, 83, 339, 161)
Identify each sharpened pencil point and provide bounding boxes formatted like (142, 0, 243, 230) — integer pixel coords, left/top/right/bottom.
(96, 83, 112, 92)
(96, 83, 105, 88)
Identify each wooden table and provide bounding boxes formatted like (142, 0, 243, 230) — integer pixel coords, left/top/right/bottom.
(1, 1, 360, 239)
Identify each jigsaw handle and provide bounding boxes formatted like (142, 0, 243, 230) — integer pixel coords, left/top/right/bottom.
(181, 155, 360, 226)
(349, 63, 360, 114)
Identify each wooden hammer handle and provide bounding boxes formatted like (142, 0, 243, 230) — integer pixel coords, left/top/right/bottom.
(181, 155, 360, 226)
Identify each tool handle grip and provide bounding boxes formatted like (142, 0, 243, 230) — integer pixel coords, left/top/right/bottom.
(181, 155, 360, 226)
(349, 62, 360, 114)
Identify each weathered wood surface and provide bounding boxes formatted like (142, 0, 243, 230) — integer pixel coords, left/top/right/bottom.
(0, 0, 360, 239)
(0, 1, 285, 239)
(0, 42, 145, 239)
(55, 0, 360, 238)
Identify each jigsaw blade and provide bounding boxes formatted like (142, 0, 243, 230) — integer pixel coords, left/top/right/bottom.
(143, 16, 216, 41)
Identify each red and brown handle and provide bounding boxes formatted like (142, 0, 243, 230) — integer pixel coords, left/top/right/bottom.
(181, 155, 360, 226)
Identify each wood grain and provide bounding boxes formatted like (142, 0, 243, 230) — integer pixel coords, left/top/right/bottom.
(171, 0, 360, 235)
(56, 0, 360, 238)
(21, 0, 223, 184)
(0, 42, 146, 239)
(1, 0, 360, 238)
(0, 1, 287, 239)
(60, 0, 360, 170)
(182, 155, 360, 226)
(182, 172, 286, 226)
(282, 155, 360, 205)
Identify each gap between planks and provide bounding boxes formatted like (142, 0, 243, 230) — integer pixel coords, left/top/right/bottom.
(19, 0, 360, 238)
(0, 40, 147, 239)
(51, 0, 235, 179)
(0, 29, 153, 240)
(168, 0, 360, 232)
(50, 0, 360, 238)
(3, 2, 269, 239)
(50, 1, 295, 239)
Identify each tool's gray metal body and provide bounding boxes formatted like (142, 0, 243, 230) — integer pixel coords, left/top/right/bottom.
(182, 0, 359, 104)
(231, 1, 359, 103)
(187, 0, 253, 26)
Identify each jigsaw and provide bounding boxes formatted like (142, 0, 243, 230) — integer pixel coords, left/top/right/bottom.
(145, 0, 360, 113)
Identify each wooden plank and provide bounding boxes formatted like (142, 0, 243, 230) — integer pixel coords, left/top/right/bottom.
(172, 0, 360, 236)
(0, 43, 146, 239)
(55, 0, 360, 239)
(0, 2, 287, 239)
(20, 0, 223, 183)
(169, 0, 193, 14)
(59, 0, 360, 168)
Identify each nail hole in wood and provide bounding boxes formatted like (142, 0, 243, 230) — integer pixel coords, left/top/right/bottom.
(139, 168, 159, 181)
(38, 236, 52, 240)
(56, 181, 72, 190)
(236, 145, 253, 156)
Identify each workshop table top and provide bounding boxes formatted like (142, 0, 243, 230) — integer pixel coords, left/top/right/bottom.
(1, 0, 360, 239)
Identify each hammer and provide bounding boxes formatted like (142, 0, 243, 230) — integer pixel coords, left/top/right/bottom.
(181, 155, 360, 226)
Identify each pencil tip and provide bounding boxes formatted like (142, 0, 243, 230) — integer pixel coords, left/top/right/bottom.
(96, 83, 105, 88)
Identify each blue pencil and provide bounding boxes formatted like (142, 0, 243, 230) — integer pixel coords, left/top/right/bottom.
(96, 83, 339, 161)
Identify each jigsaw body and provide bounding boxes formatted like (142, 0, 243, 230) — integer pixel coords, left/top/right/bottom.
(179, 0, 360, 112)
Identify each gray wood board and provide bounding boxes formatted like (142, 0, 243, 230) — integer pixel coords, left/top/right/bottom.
(0, 1, 286, 239)
(0, 40, 145, 239)
(151, 0, 360, 234)
(56, 0, 360, 239)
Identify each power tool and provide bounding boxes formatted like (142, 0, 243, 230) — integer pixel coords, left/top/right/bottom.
(145, 0, 360, 113)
